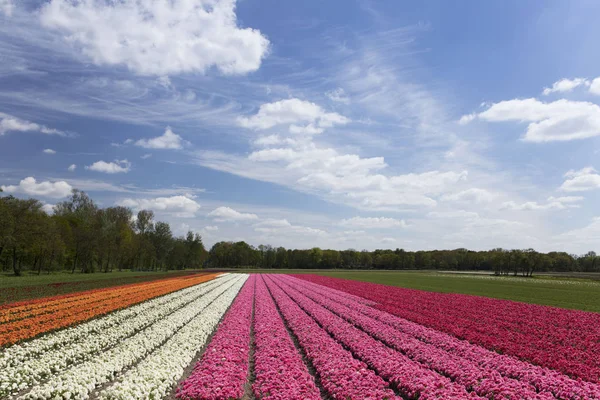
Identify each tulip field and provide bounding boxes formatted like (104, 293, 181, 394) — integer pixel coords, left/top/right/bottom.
(1, 273, 600, 399)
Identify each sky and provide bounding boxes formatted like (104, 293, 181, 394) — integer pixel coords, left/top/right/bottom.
(2, 0, 600, 253)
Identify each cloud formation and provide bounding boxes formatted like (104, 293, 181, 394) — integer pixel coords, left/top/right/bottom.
(560, 167, 600, 192)
(1, 177, 73, 198)
(461, 98, 600, 142)
(237, 98, 349, 133)
(340, 216, 407, 229)
(135, 127, 185, 150)
(39, 0, 270, 76)
(118, 195, 201, 217)
(208, 206, 258, 221)
(86, 159, 131, 174)
(542, 78, 590, 95)
(0, 112, 65, 136)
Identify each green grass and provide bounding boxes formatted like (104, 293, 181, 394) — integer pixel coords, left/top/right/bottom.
(235, 269, 600, 312)
(0, 270, 202, 305)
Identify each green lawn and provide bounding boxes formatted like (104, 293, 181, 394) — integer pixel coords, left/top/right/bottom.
(237, 269, 600, 312)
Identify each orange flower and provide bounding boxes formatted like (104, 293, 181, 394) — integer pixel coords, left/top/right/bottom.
(0, 273, 220, 347)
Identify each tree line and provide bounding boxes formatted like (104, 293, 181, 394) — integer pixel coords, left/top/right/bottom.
(0, 189, 207, 275)
(207, 243, 599, 276)
(2, 189, 599, 277)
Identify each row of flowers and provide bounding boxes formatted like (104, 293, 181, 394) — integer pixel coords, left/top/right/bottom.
(263, 275, 398, 399)
(18, 275, 244, 400)
(294, 274, 600, 384)
(278, 276, 564, 399)
(252, 276, 321, 399)
(0, 276, 231, 397)
(294, 275, 600, 400)
(270, 276, 476, 399)
(177, 275, 255, 400)
(0, 273, 220, 346)
(98, 275, 248, 400)
(1, 274, 214, 319)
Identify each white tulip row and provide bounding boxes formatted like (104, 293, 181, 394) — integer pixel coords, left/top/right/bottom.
(99, 275, 248, 399)
(18, 275, 246, 400)
(0, 275, 235, 397)
(0, 274, 231, 370)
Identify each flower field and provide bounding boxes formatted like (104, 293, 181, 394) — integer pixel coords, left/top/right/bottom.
(1, 273, 599, 399)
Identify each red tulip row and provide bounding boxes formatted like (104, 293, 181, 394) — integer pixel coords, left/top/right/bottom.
(290, 275, 600, 400)
(263, 275, 398, 399)
(252, 275, 321, 399)
(294, 274, 600, 384)
(177, 275, 256, 400)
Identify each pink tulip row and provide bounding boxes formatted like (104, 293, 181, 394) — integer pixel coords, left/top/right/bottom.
(268, 275, 478, 399)
(177, 275, 256, 400)
(252, 276, 321, 399)
(289, 275, 600, 400)
(262, 275, 398, 399)
(275, 276, 562, 400)
(294, 274, 600, 384)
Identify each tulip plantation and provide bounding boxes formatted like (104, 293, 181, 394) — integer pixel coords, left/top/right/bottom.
(1, 273, 599, 399)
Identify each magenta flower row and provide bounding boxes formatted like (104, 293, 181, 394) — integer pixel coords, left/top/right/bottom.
(252, 276, 321, 399)
(270, 275, 479, 400)
(294, 274, 600, 384)
(177, 275, 256, 400)
(291, 275, 600, 400)
(263, 275, 398, 399)
(277, 275, 560, 399)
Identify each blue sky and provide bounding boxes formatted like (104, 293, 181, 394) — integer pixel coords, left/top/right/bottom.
(2, 0, 600, 253)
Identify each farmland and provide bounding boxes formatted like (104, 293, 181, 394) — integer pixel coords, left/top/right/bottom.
(1, 272, 599, 399)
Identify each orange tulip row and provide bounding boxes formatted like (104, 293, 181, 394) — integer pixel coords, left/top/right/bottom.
(0, 274, 217, 324)
(0, 273, 220, 347)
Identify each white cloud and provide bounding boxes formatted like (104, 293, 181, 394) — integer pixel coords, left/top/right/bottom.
(326, 88, 350, 104)
(253, 219, 326, 237)
(204, 225, 218, 231)
(542, 78, 590, 95)
(440, 188, 496, 204)
(427, 210, 480, 219)
(340, 216, 407, 229)
(463, 98, 600, 142)
(0, 112, 66, 136)
(140, 154, 152, 159)
(381, 237, 396, 244)
(39, 0, 270, 76)
(237, 98, 349, 132)
(560, 167, 600, 192)
(135, 127, 185, 150)
(43, 148, 56, 154)
(547, 196, 584, 203)
(68, 164, 76, 172)
(41, 204, 55, 214)
(1, 0, 13, 16)
(254, 218, 292, 228)
(208, 206, 258, 222)
(289, 124, 324, 135)
(118, 195, 201, 218)
(86, 159, 131, 174)
(1, 177, 72, 198)
(197, 145, 467, 211)
(458, 113, 476, 125)
(554, 217, 600, 251)
(590, 78, 600, 96)
(254, 135, 283, 146)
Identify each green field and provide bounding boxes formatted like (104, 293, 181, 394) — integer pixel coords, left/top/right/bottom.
(3, 269, 600, 312)
(236, 269, 600, 313)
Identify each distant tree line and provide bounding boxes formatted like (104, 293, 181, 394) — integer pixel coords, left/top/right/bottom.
(0, 189, 207, 276)
(2, 189, 599, 277)
(207, 243, 599, 276)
